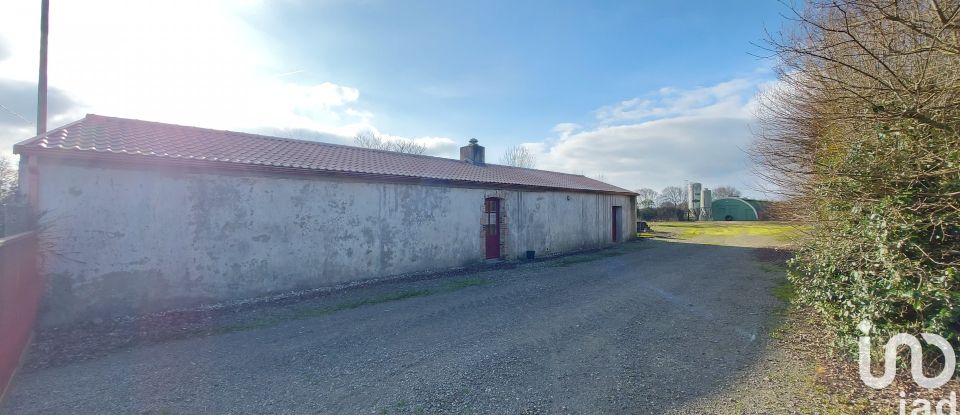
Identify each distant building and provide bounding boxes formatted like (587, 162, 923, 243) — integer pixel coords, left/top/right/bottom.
(711, 197, 765, 221)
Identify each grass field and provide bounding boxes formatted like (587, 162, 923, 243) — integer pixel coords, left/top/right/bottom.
(645, 221, 804, 247)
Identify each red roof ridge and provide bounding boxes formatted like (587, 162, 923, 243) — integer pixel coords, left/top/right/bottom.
(76, 115, 596, 179)
(13, 114, 636, 195)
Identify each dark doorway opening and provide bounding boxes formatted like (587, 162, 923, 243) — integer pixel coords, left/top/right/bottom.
(484, 198, 501, 259)
(612, 206, 622, 242)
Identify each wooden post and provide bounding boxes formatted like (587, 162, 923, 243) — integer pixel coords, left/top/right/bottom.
(37, 0, 49, 136)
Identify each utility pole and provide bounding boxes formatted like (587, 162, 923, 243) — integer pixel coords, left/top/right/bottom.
(37, 0, 49, 135)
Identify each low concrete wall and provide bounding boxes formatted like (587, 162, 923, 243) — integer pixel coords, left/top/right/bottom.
(0, 231, 41, 401)
(34, 158, 635, 326)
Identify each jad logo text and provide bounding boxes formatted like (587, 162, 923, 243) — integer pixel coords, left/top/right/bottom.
(858, 321, 958, 415)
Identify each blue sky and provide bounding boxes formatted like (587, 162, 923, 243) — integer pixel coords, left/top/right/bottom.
(261, 1, 784, 141)
(0, 0, 790, 196)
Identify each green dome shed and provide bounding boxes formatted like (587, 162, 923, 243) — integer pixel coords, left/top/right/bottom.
(711, 197, 760, 221)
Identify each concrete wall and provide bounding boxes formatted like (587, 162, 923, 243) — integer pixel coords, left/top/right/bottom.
(32, 158, 634, 326)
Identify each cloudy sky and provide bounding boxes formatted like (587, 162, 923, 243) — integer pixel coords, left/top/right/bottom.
(0, 0, 788, 196)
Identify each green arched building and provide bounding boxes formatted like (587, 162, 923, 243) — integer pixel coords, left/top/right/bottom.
(711, 197, 763, 221)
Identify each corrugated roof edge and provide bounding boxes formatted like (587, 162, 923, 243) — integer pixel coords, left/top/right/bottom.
(13, 114, 638, 196)
(12, 117, 87, 149)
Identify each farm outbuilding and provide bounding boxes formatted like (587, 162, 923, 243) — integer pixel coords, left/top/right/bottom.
(710, 197, 762, 221)
(13, 115, 637, 326)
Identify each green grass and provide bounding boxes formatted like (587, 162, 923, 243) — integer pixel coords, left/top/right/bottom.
(443, 277, 490, 290)
(773, 278, 796, 304)
(548, 242, 648, 267)
(549, 242, 646, 267)
(651, 221, 802, 241)
(302, 289, 434, 317)
(550, 249, 625, 267)
(759, 262, 784, 273)
(212, 277, 491, 335)
(770, 274, 797, 317)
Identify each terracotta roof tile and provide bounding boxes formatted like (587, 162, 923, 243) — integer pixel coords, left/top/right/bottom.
(14, 114, 635, 195)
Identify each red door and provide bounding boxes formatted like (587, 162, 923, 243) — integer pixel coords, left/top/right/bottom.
(485, 198, 501, 259)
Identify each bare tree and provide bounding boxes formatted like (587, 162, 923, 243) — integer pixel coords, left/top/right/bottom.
(658, 186, 685, 208)
(634, 188, 658, 208)
(712, 185, 741, 199)
(0, 155, 16, 202)
(354, 131, 390, 150)
(592, 173, 608, 183)
(387, 140, 427, 155)
(499, 145, 536, 168)
(753, 0, 960, 208)
(658, 186, 688, 220)
(354, 131, 426, 155)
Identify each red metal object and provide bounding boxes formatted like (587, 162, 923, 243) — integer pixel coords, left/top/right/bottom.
(0, 232, 42, 404)
(484, 198, 500, 259)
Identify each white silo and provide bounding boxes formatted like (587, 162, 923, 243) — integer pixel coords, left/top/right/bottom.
(687, 182, 702, 220)
(687, 182, 702, 210)
(700, 188, 712, 221)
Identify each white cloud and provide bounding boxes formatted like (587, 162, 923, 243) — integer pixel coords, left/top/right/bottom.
(0, 0, 455, 159)
(408, 136, 458, 155)
(529, 77, 769, 197)
(551, 123, 580, 139)
(375, 132, 459, 157)
(595, 79, 754, 124)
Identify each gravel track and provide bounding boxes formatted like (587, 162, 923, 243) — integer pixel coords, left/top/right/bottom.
(2, 238, 785, 414)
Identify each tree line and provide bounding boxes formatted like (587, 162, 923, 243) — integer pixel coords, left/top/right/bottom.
(633, 185, 741, 221)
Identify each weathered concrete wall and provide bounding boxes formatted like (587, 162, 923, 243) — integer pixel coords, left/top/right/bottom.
(34, 158, 634, 326)
(497, 191, 633, 258)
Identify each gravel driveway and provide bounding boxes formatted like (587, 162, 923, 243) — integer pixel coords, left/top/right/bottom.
(2, 238, 786, 414)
